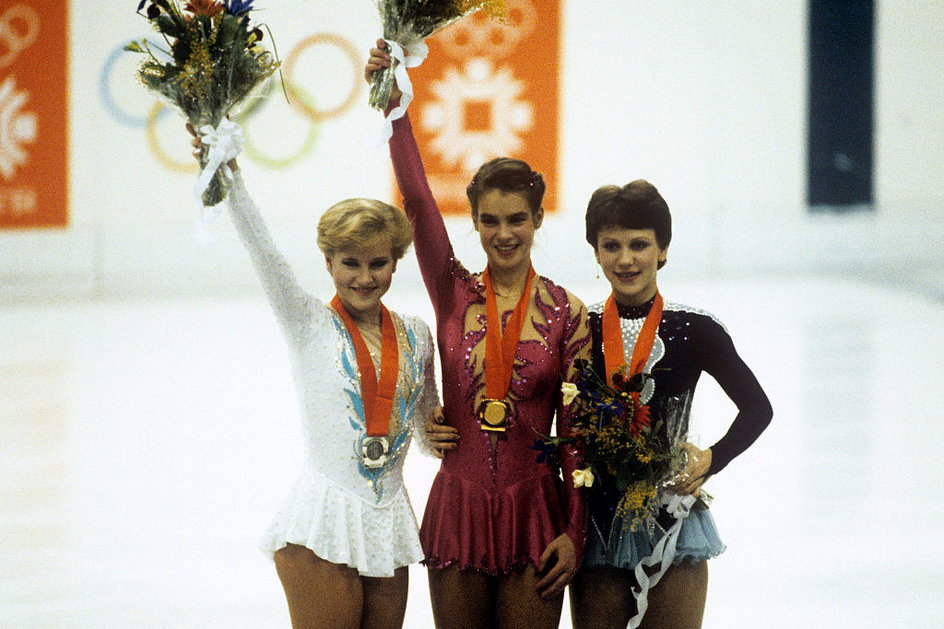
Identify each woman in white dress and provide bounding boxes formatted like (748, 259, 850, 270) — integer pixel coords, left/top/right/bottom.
(189, 127, 439, 628)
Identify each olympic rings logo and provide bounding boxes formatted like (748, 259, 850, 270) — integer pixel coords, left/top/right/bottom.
(439, 0, 536, 61)
(101, 32, 363, 172)
(283, 33, 363, 123)
(0, 5, 40, 69)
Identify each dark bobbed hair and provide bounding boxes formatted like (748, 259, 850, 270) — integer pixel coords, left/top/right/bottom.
(466, 157, 546, 219)
(585, 180, 672, 269)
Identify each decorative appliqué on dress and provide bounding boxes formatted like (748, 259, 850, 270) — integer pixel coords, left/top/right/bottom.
(335, 315, 421, 500)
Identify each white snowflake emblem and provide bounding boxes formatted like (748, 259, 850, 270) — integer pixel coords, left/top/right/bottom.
(0, 76, 37, 180)
(421, 58, 533, 172)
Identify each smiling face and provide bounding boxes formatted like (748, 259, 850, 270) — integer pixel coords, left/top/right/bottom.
(473, 188, 543, 276)
(325, 237, 397, 323)
(595, 226, 667, 306)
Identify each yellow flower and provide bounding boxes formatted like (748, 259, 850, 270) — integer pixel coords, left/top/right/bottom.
(561, 382, 579, 406)
(616, 481, 658, 529)
(572, 468, 595, 488)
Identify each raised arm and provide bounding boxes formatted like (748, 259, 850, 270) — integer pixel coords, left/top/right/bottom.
(226, 171, 317, 346)
(367, 43, 465, 314)
(389, 113, 464, 311)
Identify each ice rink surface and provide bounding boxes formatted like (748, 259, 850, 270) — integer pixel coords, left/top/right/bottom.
(2, 276, 943, 627)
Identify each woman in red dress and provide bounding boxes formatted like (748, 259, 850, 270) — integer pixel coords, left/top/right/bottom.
(367, 44, 591, 628)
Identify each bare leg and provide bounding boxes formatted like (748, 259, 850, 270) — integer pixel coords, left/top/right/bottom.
(638, 560, 708, 629)
(495, 564, 565, 629)
(427, 564, 495, 628)
(361, 566, 409, 629)
(570, 565, 636, 629)
(274, 543, 362, 629)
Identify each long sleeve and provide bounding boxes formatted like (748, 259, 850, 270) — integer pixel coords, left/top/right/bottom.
(702, 324, 773, 475)
(555, 293, 592, 560)
(412, 321, 443, 457)
(388, 113, 469, 317)
(226, 172, 319, 346)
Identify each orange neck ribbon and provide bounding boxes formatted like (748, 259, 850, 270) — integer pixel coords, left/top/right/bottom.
(602, 291, 664, 387)
(330, 295, 399, 437)
(482, 265, 536, 400)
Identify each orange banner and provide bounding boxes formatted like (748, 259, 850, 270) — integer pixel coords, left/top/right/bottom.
(0, 1, 68, 229)
(408, 0, 560, 215)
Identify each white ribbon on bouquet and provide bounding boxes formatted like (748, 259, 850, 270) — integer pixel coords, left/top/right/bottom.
(627, 492, 698, 629)
(193, 119, 244, 241)
(195, 118, 244, 204)
(377, 38, 429, 144)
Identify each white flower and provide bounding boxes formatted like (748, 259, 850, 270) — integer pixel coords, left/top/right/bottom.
(561, 382, 579, 406)
(572, 468, 594, 488)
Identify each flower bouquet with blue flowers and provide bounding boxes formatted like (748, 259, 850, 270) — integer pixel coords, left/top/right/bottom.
(125, 0, 280, 206)
(537, 360, 691, 530)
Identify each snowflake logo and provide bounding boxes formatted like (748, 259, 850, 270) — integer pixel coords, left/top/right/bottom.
(421, 58, 533, 172)
(0, 76, 37, 180)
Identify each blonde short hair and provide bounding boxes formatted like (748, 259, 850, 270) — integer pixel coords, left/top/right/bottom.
(317, 199, 413, 260)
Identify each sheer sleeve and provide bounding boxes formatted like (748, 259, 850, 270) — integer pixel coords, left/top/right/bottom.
(700, 320, 773, 475)
(226, 172, 320, 346)
(555, 292, 592, 561)
(411, 319, 442, 457)
(389, 113, 469, 317)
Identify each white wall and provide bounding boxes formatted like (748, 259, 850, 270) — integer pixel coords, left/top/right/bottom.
(1, 0, 942, 302)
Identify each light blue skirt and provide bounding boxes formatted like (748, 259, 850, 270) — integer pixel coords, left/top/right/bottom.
(583, 501, 726, 569)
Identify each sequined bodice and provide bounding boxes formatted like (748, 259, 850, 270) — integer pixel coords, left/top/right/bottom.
(587, 298, 771, 475)
(436, 268, 587, 486)
(226, 174, 438, 504)
(390, 113, 590, 546)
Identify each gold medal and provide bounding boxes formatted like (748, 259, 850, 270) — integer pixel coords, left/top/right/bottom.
(479, 399, 511, 432)
(479, 266, 535, 433)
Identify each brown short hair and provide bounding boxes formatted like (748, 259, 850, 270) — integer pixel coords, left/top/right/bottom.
(466, 157, 545, 219)
(585, 180, 672, 268)
(317, 199, 412, 260)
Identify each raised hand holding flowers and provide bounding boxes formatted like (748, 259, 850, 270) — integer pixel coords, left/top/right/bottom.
(368, 0, 506, 140)
(126, 0, 279, 207)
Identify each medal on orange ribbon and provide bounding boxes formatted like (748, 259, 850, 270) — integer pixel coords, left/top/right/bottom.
(478, 266, 536, 432)
(602, 291, 664, 387)
(331, 295, 400, 468)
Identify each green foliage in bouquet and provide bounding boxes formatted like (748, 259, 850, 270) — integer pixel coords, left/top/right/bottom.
(370, 0, 507, 110)
(126, 0, 280, 206)
(540, 361, 690, 530)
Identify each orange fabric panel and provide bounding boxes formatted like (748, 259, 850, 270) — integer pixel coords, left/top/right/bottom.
(406, 0, 560, 215)
(0, 1, 68, 229)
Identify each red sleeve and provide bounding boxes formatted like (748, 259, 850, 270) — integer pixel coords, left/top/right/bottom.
(389, 112, 468, 318)
(556, 294, 591, 562)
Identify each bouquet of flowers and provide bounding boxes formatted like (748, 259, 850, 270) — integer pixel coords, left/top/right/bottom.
(125, 0, 280, 206)
(541, 361, 692, 531)
(369, 0, 506, 111)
